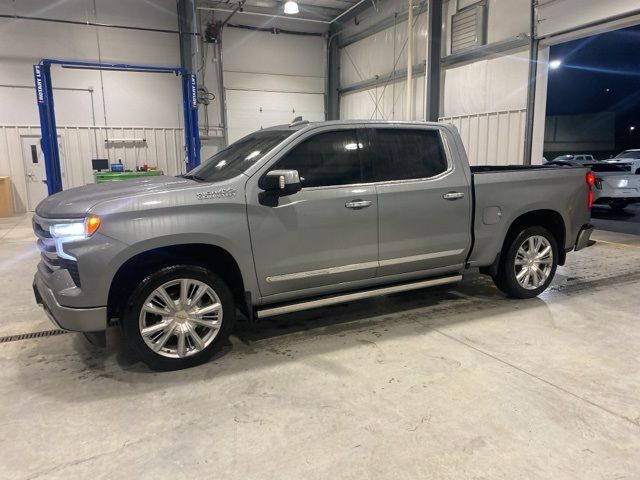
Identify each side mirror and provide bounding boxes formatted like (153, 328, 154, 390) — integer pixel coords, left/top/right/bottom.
(262, 169, 301, 195)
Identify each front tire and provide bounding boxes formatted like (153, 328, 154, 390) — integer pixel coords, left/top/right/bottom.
(121, 265, 235, 371)
(492, 226, 558, 299)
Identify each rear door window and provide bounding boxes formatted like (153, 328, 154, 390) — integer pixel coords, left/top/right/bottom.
(275, 129, 366, 188)
(369, 128, 448, 182)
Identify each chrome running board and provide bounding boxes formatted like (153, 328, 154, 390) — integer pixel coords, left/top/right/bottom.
(256, 274, 463, 318)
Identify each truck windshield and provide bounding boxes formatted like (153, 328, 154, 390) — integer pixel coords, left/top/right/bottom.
(186, 130, 293, 182)
(615, 151, 640, 159)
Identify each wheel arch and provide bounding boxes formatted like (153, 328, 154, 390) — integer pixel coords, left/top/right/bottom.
(108, 243, 248, 322)
(480, 209, 567, 276)
(504, 209, 566, 262)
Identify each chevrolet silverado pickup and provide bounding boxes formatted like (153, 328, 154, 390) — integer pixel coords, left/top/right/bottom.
(33, 120, 594, 370)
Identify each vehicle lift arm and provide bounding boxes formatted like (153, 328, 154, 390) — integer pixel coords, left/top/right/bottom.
(33, 58, 201, 195)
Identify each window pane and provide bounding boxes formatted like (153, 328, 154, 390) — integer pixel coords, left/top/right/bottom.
(277, 130, 363, 188)
(190, 130, 292, 182)
(372, 129, 448, 181)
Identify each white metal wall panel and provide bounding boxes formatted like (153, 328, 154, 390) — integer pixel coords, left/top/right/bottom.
(223, 72, 324, 95)
(340, 76, 425, 121)
(0, 0, 183, 128)
(222, 28, 325, 78)
(440, 109, 526, 166)
(339, 12, 428, 87)
(442, 49, 530, 118)
(225, 90, 324, 143)
(339, 0, 418, 37)
(535, 0, 640, 38)
(0, 125, 185, 213)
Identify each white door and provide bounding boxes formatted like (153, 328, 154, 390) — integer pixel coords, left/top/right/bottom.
(225, 89, 324, 143)
(21, 136, 64, 211)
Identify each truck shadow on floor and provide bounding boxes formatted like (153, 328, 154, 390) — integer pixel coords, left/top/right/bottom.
(590, 207, 636, 220)
(13, 267, 640, 402)
(11, 276, 548, 394)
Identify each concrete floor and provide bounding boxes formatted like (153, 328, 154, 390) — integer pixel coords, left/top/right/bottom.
(1, 213, 640, 479)
(591, 203, 640, 236)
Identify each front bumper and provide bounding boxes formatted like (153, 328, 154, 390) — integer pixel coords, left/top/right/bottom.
(33, 272, 107, 332)
(574, 224, 594, 252)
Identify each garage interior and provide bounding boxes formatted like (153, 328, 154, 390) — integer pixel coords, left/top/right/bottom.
(1, 0, 640, 478)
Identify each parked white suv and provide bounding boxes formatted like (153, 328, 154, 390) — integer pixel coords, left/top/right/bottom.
(607, 150, 640, 174)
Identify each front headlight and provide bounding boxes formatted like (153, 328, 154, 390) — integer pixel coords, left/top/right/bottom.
(49, 215, 101, 260)
(50, 222, 85, 238)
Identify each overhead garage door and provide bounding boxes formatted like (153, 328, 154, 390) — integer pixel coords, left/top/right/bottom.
(225, 90, 324, 143)
(221, 27, 326, 143)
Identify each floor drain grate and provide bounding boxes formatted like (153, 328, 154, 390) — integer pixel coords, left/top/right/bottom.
(0, 329, 69, 344)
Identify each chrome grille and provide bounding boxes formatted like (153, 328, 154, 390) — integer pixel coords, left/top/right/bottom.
(33, 216, 81, 287)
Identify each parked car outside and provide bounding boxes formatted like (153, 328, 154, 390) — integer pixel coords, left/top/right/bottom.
(551, 154, 596, 163)
(606, 149, 640, 174)
(546, 160, 640, 211)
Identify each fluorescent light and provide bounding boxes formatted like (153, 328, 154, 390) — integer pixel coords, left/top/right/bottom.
(284, 0, 299, 14)
(549, 59, 562, 70)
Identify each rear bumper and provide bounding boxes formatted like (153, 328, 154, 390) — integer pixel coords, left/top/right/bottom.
(595, 197, 640, 203)
(574, 224, 594, 252)
(33, 272, 107, 332)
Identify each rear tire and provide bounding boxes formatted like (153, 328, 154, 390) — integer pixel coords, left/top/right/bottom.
(492, 226, 558, 299)
(121, 265, 235, 371)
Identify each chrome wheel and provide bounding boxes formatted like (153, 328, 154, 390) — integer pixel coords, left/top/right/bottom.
(514, 235, 553, 290)
(138, 278, 223, 358)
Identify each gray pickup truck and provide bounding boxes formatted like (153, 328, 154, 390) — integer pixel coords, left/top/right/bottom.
(33, 120, 594, 370)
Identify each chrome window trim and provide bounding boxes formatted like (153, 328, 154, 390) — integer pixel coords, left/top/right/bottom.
(302, 127, 455, 192)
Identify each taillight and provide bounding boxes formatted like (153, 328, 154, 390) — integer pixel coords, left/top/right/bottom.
(586, 171, 595, 208)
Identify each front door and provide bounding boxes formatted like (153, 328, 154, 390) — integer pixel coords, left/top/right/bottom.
(246, 127, 379, 299)
(368, 126, 472, 276)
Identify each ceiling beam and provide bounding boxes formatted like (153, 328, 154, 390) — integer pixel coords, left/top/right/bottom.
(331, 0, 373, 26)
(198, 6, 332, 24)
(199, 1, 343, 22)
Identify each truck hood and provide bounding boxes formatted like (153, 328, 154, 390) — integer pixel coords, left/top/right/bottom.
(35, 175, 197, 218)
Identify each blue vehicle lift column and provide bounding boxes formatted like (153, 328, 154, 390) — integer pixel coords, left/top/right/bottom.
(33, 59, 201, 195)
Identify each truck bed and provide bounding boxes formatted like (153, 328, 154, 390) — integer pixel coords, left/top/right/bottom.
(470, 164, 581, 173)
(467, 164, 589, 268)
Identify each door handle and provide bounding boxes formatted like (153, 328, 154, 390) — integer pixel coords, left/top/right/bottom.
(345, 199, 372, 209)
(443, 192, 464, 200)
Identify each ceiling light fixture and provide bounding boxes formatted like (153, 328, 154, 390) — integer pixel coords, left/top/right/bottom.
(284, 0, 299, 14)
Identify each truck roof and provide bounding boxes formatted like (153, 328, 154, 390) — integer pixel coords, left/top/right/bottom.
(263, 119, 446, 132)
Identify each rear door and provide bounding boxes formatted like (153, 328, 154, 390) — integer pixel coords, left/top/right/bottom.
(368, 126, 472, 276)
